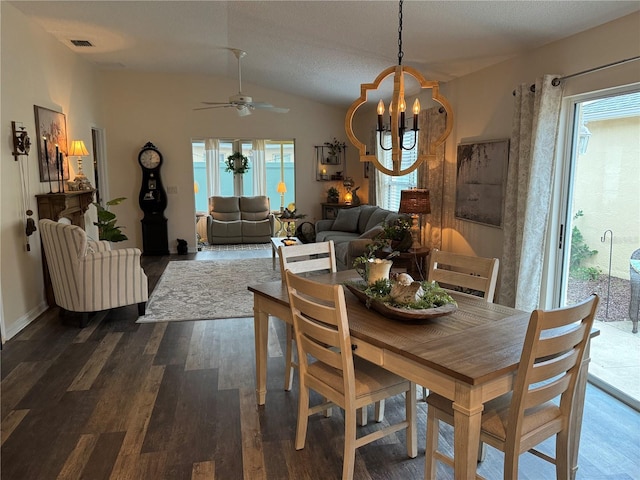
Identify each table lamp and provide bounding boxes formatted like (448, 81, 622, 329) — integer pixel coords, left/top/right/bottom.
(277, 181, 287, 211)
(68, 140, 92, 190)
(399, 188, 430, 249)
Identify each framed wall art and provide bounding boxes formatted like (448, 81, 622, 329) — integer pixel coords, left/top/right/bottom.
(455, 139, 509, 227)
(34, 105, 68, 182)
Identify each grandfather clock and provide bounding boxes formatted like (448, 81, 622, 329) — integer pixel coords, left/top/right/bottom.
(138, 142, 169, 255)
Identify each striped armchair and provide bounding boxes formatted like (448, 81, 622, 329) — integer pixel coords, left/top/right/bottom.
(39, 219, 148, 326)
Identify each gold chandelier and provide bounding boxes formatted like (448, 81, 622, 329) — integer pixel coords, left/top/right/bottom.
(345, 0, 453, 177)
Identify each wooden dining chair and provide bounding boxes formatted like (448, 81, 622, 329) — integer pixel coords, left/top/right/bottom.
(424, 294, 599, 480)
(421, 249, 501, 400)
(284, 270, 417, 480)
(427, 248, 500, 302)
(279, 240, 337, 391)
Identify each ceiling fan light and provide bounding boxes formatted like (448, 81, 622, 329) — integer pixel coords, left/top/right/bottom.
(237, 105, 252, 116)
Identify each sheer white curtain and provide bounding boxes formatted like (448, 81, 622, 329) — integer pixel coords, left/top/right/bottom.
(417, 106, 447, 250)
(252, 139, 267, 196)
(375, 133, 391, 209)
(204, 138, 220, 196)
(500, 75, 564, 310)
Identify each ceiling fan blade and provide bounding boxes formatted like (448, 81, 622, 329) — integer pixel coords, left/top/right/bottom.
(263, 106, 290, 114)
(193, 104, 234, 111)
(250, 102, 289, 113)
(201, 101, 233, 106)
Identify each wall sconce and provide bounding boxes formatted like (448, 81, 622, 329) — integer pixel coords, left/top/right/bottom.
(398, 188, 431, 249)
(11, 121, 31, 160)
(344, 0, 453, 177)
(578, 124, 592, 155)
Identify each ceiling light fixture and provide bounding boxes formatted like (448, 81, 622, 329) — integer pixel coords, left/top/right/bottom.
(345, 0, 454, 177)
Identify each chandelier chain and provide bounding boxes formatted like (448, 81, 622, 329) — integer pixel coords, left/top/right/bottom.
(397, 0, 404, 65)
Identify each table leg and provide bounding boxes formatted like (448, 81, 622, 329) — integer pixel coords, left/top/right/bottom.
(452, 387, 484, 480)
(254, 298, 269, 405)
(570, 338, 592, 479)
(271, 242, 277, 270)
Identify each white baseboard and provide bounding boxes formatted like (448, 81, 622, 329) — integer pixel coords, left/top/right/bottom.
(4, 301, 49, 341)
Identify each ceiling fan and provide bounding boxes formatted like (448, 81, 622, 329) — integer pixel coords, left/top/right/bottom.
(195, 48, 289, 116)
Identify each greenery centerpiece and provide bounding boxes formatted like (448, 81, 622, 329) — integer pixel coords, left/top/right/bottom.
(344, 275, 457, 321)
(93, 197, 128, 242)
(225, 151, 250, 175)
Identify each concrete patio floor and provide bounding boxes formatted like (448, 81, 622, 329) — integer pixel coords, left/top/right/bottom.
(589, 319, 640, 410)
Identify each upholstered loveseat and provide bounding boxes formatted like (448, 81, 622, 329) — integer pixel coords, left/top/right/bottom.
(206, 196, 275, 244)
(315, 205, 407, 269)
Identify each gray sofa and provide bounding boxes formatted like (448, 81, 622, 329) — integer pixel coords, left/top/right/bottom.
(206, 196, 275, 244)
(315, 205, 407, 269)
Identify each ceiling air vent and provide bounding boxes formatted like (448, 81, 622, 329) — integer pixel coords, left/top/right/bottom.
(70, 39, 94, 47)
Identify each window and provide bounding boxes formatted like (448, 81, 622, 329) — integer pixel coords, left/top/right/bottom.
(375, 132, 418, 211)
(193, 138, 295, 213)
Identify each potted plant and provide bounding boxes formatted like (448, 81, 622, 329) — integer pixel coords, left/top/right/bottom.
(379, 218, 413, 252)
(327, 186, 340, 203)
(324, 137, 346, 162)
(93, 197, 128, 242)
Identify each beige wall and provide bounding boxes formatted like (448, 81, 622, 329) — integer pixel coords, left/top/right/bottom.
(98, 71, 348, 254)
(1, 3, 101, 339)
(431, 12, 639, 296)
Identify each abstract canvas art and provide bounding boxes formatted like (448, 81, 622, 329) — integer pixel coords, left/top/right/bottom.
(455, 139, 509, 227)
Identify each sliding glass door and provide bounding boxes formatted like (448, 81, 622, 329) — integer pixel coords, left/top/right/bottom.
(555, 87, 640, 408)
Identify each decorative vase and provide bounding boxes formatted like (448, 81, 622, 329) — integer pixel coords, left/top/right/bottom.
(355, 258, 393, 285)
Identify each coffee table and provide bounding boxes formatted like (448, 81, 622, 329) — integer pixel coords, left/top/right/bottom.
(270, 236, 303, 269)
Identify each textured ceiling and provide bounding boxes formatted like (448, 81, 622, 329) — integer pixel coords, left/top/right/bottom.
(10, 0, 640, 107)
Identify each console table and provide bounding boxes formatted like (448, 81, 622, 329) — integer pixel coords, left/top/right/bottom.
(36, 191, 95, 305)
(321, 202, 363, 220)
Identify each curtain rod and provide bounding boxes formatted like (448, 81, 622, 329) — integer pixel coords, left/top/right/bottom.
(513, 55, 640, 95)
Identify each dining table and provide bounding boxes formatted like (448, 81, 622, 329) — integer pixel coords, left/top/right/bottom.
(248, 270, 595, 480)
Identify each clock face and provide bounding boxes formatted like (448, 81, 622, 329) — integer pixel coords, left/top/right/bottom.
(139, 149, 161, 169)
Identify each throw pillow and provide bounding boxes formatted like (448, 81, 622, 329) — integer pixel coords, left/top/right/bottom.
(331, 207, 361, 233)
(358, 225, 383, 239)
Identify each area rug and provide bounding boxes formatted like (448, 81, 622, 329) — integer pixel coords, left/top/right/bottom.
(200, 243, 271, 252)
(137, 258, 280, 323)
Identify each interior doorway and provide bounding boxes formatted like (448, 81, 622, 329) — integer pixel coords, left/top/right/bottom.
(556, 88, 640, 409)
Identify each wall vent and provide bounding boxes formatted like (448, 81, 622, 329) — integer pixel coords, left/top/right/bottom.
(70, 39, 94, 47)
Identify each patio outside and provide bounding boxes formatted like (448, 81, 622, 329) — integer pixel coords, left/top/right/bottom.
(565, 90, 640, 409)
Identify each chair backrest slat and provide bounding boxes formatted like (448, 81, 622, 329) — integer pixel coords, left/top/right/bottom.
(427, 249, 499, 302)
(507, 294, 598, 449)
(279, 241, 337, 276)
(285, 270, 354, 398)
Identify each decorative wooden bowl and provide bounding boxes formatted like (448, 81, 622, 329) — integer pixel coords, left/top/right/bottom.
(344, 283, 457, 322)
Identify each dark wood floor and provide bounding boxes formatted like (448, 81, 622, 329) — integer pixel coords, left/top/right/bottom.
(2, 250, 639, 480)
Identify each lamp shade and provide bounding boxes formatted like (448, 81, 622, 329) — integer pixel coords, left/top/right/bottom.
(399, 189, 431, 215)
(277, 181, 287, 194)
(68, 140, 89, 157)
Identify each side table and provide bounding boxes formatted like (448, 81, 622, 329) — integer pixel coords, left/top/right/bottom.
(378, 247, 430, 280)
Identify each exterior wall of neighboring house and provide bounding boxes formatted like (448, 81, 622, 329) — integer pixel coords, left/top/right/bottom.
(573, 111, 640, 279)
